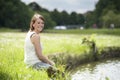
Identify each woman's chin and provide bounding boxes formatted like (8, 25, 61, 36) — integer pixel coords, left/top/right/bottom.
(39, 29, 43, 33)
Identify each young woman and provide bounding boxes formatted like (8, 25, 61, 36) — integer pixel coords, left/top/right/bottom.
(24, 13, 55, 70)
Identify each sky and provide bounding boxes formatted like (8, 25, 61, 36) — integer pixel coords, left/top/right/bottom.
(21, 0, 99, 14)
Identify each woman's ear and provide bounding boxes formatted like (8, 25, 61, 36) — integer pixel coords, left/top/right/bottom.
(33, 23, 35, 27)
(32, 23, 36, 29)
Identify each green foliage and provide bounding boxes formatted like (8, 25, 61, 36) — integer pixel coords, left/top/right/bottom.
(94, 0, 120, 28)
(1, 0, 120, 30)
(0, 0, 34, 30)
(102, 10, 120, 28)
(0, 1, 86, 30)
(29, 2, 85, 28)
(77, 13, 85, 25)
(84, 11, 96, 28)
(28, 2, 56, 29)
(50, 9, 63, 25)
(40, 12, 56, 29)
(61, 11, 70, 25)
(69, 12, 78, 25)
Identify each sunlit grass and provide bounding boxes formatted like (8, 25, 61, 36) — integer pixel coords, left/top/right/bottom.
(41, 33, 120, 55)
(44, 29, 120, 36)
(0, 30, 120, 80)
(0, 33, 48, 80)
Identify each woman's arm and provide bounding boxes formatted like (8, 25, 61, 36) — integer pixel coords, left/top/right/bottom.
(31, 33, 55, 66)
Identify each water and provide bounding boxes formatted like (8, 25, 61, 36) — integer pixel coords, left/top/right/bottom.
(72, 58, 120, 80)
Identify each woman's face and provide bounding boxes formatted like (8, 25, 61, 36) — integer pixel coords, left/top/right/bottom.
(33, 18, 44, 33)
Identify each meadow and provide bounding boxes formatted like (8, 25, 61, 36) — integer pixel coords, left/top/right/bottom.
(0, 29, 120, 80)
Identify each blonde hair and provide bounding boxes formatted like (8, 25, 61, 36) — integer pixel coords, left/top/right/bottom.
(30, 13, 44, 31)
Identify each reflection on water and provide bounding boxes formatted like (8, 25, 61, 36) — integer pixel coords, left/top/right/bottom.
(72, 58, 120, 80)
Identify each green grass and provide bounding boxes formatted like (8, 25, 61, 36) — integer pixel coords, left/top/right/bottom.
(44, 29, 120, 36)
(0, 32, 50, 80)
(0, 29, 120, 80)
(0, 28, 21, 32)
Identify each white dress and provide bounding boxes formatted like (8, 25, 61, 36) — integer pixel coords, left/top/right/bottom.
(24, 31, 41, 67)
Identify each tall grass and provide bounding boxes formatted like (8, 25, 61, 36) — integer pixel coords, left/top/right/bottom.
(0, 29, 120, 80)
(0, 32, 50, 80)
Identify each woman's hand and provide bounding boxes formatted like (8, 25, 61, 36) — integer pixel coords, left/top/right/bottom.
(49, 60, 55, 66)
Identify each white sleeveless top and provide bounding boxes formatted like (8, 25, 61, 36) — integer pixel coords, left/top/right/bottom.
(24, 31, 41, 67)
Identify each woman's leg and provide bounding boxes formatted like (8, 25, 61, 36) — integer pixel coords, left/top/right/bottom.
(32, 62, 51, 70)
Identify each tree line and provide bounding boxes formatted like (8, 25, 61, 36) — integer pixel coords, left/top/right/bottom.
(0, 0, 120, 31)
(90, 0, 120, 28)
(28, 2, 85, 29)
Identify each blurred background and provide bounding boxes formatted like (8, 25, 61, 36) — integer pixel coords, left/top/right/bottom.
(0, 0, 120, 31)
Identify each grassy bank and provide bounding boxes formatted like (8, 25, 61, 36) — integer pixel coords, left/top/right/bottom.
(0, 29, 120, 80)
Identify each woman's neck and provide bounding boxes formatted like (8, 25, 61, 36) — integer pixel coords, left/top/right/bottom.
(31, 30, 40, 34)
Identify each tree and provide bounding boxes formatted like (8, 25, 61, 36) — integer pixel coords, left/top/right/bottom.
(28, 2, 49, 12)
(77, 14, 85, 25)
(0, 0, 33, 30)
(60, 10, 70, 25)
(102, 10, 120, 28)
(69, 12, 78, 25)
(28, 2, 56, 29)
(94, 0, 120, 28)
(84, 11, 96, 28)
(40, 12, 56, 29)
(50, 9, 62, 25)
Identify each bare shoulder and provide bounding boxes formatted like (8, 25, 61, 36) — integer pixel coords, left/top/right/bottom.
(32, 33, 40, 39)
(31, 33, 40, 43)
